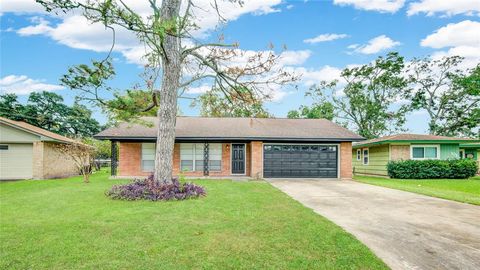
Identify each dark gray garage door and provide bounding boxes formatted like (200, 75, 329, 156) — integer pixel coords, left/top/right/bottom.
(263, 145, 338, 178)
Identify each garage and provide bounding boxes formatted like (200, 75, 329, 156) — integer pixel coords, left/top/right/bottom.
(263, 144, 338, 178)
(0, 143, 33, 180)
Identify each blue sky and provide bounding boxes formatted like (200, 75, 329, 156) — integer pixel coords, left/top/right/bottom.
(1, 0, 479, 133)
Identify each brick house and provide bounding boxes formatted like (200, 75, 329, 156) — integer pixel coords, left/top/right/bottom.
(0, 117, 87, 180)
(95, 117, 364, 179)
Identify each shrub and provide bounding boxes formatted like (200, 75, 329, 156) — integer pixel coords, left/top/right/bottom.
(387, 159, 478, 179)
(106, 175, 206, 201)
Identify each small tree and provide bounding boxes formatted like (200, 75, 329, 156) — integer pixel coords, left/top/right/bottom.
(54, 142, 95, 183)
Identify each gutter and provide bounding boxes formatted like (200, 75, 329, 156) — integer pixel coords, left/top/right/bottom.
(94, 135, 365, 142)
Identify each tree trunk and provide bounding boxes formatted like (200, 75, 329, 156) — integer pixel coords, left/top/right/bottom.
(153, 0, 182, 182)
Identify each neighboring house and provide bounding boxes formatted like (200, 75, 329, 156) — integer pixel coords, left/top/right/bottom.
(460, 142, 480, 173)
(352, 134, 480, 177)
(94, 117, 363, 179)
(0, 117, 83, 180)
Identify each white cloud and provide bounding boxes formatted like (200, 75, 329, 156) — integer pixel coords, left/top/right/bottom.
(421, 20, 480, 49)
(351, 35, 401, 54)
(0, 0, 46, 14)
(277, 50, 311, 66)
(407, 0, 480, 17)
(289, 65, 343, 86)
(304, 33, 349, 44)
(8, 0, 284, 64)
(186, 85, 211, 94)
(421, 20, 480, 69)
(333, 0, 405, 13)
(0, 75, 64, 95)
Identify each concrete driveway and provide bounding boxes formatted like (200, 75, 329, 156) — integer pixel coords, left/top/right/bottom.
(268, 179, 480, 270)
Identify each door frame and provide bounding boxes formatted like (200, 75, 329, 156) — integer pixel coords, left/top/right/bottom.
(230, 143, 246, 175)
(262, 143, 340, 178)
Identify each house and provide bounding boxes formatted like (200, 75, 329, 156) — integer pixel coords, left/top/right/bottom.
(352, 134, 480, 177)
(0, 117, 84, 180)
(94, 117, 364, 179)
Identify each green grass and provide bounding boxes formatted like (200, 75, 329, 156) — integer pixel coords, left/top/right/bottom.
(0, 171, 386, 270)
(354, 175, 480, 205)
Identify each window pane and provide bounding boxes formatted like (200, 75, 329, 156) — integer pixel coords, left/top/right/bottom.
(195, 160, 204, 171)
(180, 143, 194, 159)
(141, 143, 155, 171)
(209, 160, 221, 171)
(142, 160, 154, 172)
(425, 147, 437, 158)
(180, 160, 193, 171)
(412, 147, 424, 158)
(195, 144, 204, 159)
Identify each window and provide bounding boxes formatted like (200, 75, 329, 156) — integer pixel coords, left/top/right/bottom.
(363, 148, 369, 165)
(0, 145, 8, 150)
(459, 149, 465, 159)
(141, 143, 155, 172)
(208, 144, 222, 171)
(180, 143, 222, 172)
(411, 145, 439, 160)
(356, 149, 361, 161)
(180, 143, 194, 171)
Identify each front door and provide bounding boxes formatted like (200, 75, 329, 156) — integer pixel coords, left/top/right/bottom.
(231, 144, 245, 174)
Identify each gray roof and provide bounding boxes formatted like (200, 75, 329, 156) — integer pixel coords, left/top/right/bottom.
(94, 117, 363, 141)
(352, 133, 479, 148)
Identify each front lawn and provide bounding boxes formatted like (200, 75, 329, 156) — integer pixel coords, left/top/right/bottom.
(0, 171, 386, 269)
(354, 175, 480, 205)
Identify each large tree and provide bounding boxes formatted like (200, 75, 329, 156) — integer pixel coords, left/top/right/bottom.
(407, 57, 479, 137)
(0, 92, 101, 137)
(309, 52, 409, 139)
(38, 0, 296, 181)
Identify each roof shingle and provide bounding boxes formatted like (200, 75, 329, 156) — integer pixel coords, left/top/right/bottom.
(0, 116, 78, 144)
(94, 117, 364, 141)
(353, 133, 478, 148)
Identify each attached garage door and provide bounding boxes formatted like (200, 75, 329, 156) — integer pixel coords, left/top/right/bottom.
(0, 143, 33, 180)
(263, 144, 338, 178)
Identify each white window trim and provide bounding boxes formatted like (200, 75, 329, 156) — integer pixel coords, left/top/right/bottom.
(181, 143, 222, 172)
(410, 144, 440, 160)
(356, 149, 361, 161)
(362, 148, 369, 165)
(141, 143, 156, 172)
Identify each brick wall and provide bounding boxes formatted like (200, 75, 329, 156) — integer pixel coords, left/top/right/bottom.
(340, 142, 353, 179)
(32, 141, 82, 179)
(119, 142, 247, 177)
(390, 145, 410, 160)
(42, 142, 79, 179)
(118, 142, 147, 177)
(250, 141, 263, 179)
(32, 142, 44, 179)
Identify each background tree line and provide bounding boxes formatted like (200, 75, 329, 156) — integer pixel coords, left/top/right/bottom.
(237, 53, 478, 139)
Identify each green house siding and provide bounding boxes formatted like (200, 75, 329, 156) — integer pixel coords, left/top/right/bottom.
(463, 149, 478, 160)
(439, 144, 460, 159)
(352, 145, 389, 176)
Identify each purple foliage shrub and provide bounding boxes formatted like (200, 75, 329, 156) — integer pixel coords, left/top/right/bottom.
(106, 175, 206, 201)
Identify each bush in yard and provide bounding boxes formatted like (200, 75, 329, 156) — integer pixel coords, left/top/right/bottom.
(387, 159, 478, 179)
(106, 175, 206, 201)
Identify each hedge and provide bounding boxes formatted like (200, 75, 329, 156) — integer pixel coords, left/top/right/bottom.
(387, 159, 478, 179)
